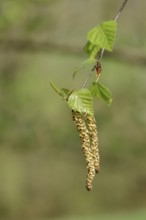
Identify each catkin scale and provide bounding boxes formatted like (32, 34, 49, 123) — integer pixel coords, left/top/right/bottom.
(72, 110, 96, 191)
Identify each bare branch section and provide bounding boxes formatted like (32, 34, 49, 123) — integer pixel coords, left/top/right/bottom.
(114, 0, 129, 21)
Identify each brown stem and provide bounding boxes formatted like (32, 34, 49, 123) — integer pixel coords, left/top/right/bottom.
(114, 0, 129, 21)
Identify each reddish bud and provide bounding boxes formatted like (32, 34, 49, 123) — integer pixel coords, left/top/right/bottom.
(96, 61, 102, 76)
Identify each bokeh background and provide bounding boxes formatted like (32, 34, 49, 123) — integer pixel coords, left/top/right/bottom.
(0, 0, 146, 219)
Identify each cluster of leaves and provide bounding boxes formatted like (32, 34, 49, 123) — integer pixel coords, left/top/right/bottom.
(51, 20, 117, 116)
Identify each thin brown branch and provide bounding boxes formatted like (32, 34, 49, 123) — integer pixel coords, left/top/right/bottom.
(114, 0, 129, 21)
(81, 65, 96, 89)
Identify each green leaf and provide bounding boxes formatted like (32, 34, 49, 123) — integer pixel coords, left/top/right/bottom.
(87, 20, 117, 52)
(91, 82, 112, 105)
(61, 88, 71, 96)
(84, 41, 100, 58)
(50, 82, 70, 99)
(73, 58, 96, 79)
(91, 82, 101, 98)
(50, 81, 63, 97)
(68, 88, 94, 116)
(97, 82, 112, 104)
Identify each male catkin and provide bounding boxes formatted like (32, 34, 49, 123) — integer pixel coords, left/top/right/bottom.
(72, 110, 95, 191)
(86, 115, 100, 173)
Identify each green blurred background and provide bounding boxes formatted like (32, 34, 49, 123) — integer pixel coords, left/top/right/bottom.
(0, 0, 146, 219)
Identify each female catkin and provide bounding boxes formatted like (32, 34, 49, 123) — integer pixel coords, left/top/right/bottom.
(86, 115, 100, 173)
(72, 110, 95, 191)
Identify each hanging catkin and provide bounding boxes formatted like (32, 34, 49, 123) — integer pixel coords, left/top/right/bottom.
(72, 110, 95, 191)
(86, 115, 100, 173)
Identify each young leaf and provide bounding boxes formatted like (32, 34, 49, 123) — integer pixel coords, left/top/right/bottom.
(61, 88, 71, 97)
(73, 58, 96, 79)
(50, 82, 70, 99)
(87, 20, 117, 52)
(91, 82, 101, 98)
(50, 81, 63, 97)
(68, 88, 94, 116)
(97, 82, 112, 104)
(84, 41, 100, 58)
(91, 82, 112, 105)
